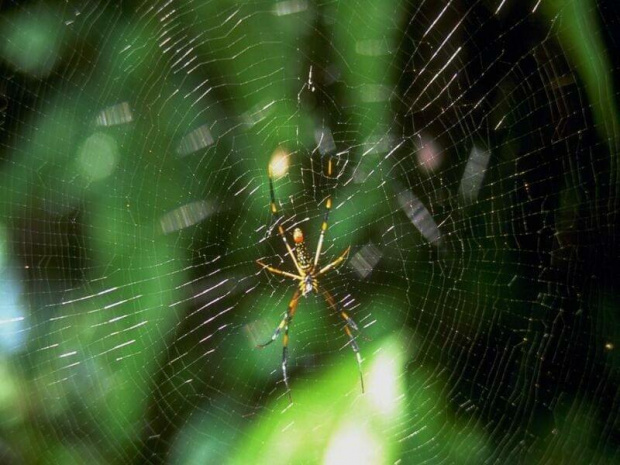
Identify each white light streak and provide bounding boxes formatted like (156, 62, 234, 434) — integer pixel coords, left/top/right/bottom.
(242, 100, 275, 127)
(349, 243, 382, 279)
(61, 287, 118, 305)
(177, 124, 214, 156)
(397, 190, 442, 245)
(103, 294, 142, 310)
(160, 200, 215, 234)
(95, 102, 133, 126)
(423, 1, 452, 38)
(99, 339, 135, 356)
(273, 0, 308, 16)
(413, 46, 462, 109)
(59, 351, 77, 358)
(495, 0, 508, 15)
(459, 145, 491, 205)
(494, 115, 506, 130)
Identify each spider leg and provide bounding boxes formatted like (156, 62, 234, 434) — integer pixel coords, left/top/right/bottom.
(257, 288, 301, 402)
(266, 165, 305, 276)
(344, 326, 364, 393)
(320, 287, 364, 394)
(256, 259, 303, 281)
(314, 157, 334, 268)
(317, 246, 351, 277)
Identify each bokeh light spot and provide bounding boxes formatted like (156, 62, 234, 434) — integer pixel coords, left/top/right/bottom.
(77, 132, 119, 181)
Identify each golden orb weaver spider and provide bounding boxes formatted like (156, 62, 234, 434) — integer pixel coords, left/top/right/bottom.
(256, 157, 364, 402)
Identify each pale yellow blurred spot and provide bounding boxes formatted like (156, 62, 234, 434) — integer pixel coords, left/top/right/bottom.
(323, 422, 382, 465)
(269, 148, 290, 179)
(605, 342, 614, 351)
(77, 133, 119, 181)
(367, 347, 400, 417)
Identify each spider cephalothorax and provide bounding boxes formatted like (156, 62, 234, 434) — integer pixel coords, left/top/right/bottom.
(256, 158, 363, 402)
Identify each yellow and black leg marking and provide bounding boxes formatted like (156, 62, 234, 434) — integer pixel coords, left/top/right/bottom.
(268, 164, 279, 217)
(257, 289, 300, 402)
(256, 259, 302, 281)
(282, 318, 292, 401)
(317, 246, 350, 277)
(314, 158, 334, 268)
(340, 309, 359, 332)
(264, 164, 282, 239)
(320, 287, 364, 394)
(344, 325, 364, 393)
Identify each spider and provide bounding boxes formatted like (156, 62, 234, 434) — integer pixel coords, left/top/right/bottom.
(256, 158, 364, 402)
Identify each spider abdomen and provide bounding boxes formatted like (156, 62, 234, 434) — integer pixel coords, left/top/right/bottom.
(294, 241, 313, 272)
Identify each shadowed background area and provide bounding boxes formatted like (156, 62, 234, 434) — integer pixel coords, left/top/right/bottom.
(0, 0, 619, 463)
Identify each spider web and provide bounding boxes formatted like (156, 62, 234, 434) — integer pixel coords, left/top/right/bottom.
(0, 0, 619, 463)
